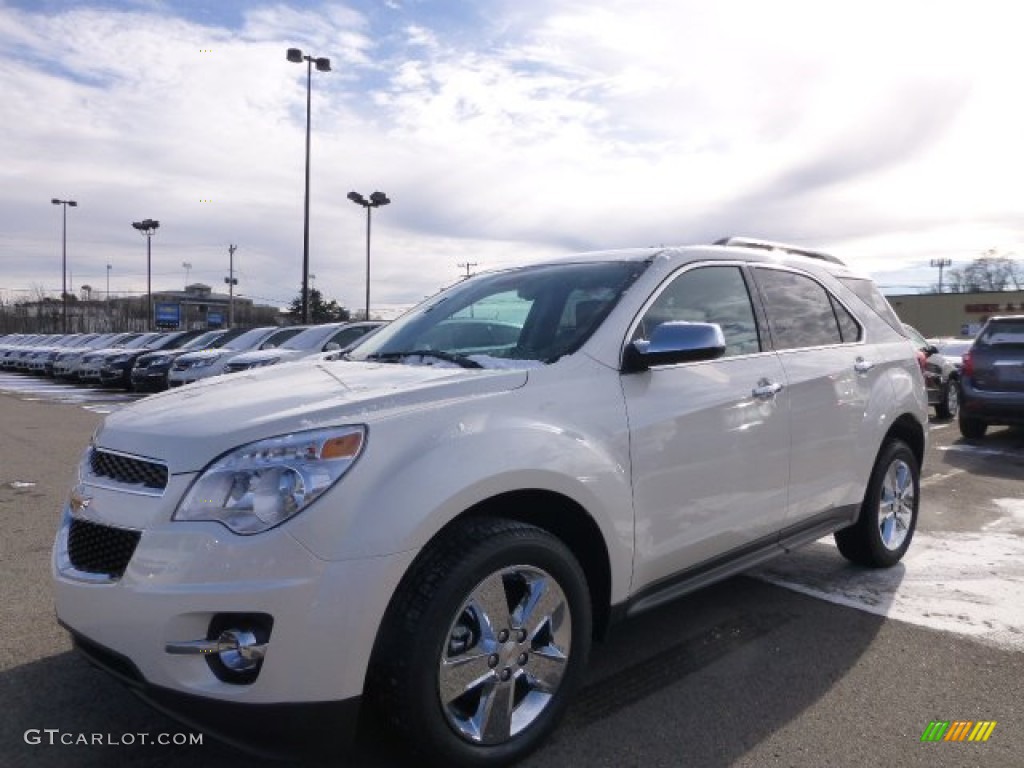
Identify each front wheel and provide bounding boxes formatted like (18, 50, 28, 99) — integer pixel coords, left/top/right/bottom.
(835, 440, 919, 568)
(369, 518, 592, 767)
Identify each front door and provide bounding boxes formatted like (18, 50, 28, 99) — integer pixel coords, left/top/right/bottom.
(621, 264, 791, 592)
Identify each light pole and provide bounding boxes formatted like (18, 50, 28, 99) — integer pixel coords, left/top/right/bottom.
(132, 219, 160, 330)
(287, 47, 331, 324)
(225, 244, 237, 327)
(51, 198, 77, 333)
(182, 261, 192, 288)
(347, 191, 390, 320)
(106, 264, 111, 300)
(930, 258, 952, 293)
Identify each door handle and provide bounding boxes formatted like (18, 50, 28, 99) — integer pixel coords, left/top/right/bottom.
(752, 380, 784, 399)
(854, 357, 874, 374)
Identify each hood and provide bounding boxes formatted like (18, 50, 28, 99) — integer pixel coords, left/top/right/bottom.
(227, 348, 299, 365)
(175, 349, 225, 363)
(97, 360, 528, 472)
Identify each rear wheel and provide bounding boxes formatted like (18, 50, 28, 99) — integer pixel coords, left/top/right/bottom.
(369, 517, 592, 767)
(935, 378, 959, 419)
(835, 440, 919, 568)
(958, 410, 987, 439)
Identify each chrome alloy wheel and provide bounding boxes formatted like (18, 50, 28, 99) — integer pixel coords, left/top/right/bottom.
(945, 382, 959, 415)
(438, 565, 571, 745)
(878, 458, 915, 551)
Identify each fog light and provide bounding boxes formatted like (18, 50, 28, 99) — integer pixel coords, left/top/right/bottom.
(165, 613, 273, 685)
(165, 628, 266, 670)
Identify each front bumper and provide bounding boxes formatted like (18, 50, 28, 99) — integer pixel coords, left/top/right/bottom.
(131, 365, 171, 390)
(65, 625, 362, 758)
(53, 505, 417, 749)
(99, 363, 132, 387)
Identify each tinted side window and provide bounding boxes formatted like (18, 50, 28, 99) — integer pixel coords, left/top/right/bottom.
(832, 296, 862, 343)
(635, 266, 761, 357)
(837, 276, 904, 333)
(755, 269, 843, 350)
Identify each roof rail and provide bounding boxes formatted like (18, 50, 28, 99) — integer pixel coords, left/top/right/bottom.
(713, 236, 845, 266)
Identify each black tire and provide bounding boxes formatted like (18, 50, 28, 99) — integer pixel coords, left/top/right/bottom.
(835, 440, 919, 568)
(369, 517, 592, 767)
(935, 378, 959, 419)
(958, 410, 987, 439)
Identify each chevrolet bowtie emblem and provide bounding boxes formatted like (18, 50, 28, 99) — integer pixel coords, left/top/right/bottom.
(69, 488, 92, 516)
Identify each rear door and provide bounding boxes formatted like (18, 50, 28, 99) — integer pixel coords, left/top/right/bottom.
(750, 266, 874, 528)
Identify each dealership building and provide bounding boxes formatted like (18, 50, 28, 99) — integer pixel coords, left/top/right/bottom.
(886, 290, 1024, 338)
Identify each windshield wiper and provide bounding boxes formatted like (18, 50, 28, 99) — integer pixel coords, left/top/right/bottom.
(365, 350, 483, 369)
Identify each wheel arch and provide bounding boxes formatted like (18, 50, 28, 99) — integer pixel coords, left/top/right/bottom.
(458, 490, 614, 640)
(881, 413, 926, 470)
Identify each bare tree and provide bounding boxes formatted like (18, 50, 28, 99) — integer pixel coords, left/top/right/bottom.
(941, 249, 1023, 293)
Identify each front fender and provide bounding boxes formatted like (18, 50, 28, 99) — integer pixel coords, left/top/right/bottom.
(285, 372, 635, 605)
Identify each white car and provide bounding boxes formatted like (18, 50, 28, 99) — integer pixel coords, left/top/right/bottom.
(221, 321, 384, 373)
(54, 239, 928, 765)
(166, 326, 305, 387)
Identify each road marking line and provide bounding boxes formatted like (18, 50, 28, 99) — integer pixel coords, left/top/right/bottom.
(938, 444, 1023, 458)
(921, 468, 968, 486)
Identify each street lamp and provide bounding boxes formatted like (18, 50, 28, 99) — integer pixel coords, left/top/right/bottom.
(930, 258, 953, 293)
(182, 261, 192, 287)
(286, 47, 331, 324)
(106, 264, 111, 301)
(51, 198, 77, 333)
(347, 191, 390, 320)
(132, 219, 160, 330)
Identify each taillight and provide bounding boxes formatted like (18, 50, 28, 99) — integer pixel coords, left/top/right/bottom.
(915, 350, 927, 374)
(962, 349, 974, 378)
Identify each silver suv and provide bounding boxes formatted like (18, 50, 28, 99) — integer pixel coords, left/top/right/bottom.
(53, 239, 928, 765)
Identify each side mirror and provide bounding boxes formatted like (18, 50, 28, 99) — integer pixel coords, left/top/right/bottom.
(924, 344, 939, 357)
(622, 322, 726, 373)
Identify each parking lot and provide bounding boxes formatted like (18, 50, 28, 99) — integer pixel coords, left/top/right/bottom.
(1, 372, 1022, 767)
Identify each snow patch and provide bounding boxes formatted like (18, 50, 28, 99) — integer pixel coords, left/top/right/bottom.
(751, 531, 1024, 652)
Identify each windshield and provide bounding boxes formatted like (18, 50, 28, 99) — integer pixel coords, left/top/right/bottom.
(977, 319, 1024, 347)
(934, 339, 972, 357)
(279, 325, 347, 351)
(348, 260, 648, 368)
(219, 326, 274, 350)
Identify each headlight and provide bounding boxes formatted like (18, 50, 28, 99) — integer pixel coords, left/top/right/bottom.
(108, 354, 131, 364)
(147, 355, 169, 365)
(253, 358, 280, 368)
(173, 426, 366, 534)
(190, 356, 219, 368)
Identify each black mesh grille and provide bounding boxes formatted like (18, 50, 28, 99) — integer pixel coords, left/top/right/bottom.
(89, 449, 168, 490)
(67, 518, 141, 578)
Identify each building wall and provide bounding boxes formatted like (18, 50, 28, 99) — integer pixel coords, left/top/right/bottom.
(887, 291, 1024, 338)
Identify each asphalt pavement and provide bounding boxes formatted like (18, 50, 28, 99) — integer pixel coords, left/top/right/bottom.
(1, 375, 1021, 768)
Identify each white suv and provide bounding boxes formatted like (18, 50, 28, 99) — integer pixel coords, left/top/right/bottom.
(53, 240, 928, 765)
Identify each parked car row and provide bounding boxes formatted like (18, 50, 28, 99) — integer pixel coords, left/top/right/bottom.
(897, 318, 1024, 437)
(956, 315, 1024, 438)
(0, 321, 384, 392)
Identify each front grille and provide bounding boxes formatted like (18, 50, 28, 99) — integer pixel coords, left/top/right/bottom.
(67, 518, 141, 578)
(89, 449, 168, 490)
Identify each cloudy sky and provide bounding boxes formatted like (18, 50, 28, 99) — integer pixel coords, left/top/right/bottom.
(2, 0, 1022, 315)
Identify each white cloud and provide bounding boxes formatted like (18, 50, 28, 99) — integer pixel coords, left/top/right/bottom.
(2, 0, 1023, 315)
